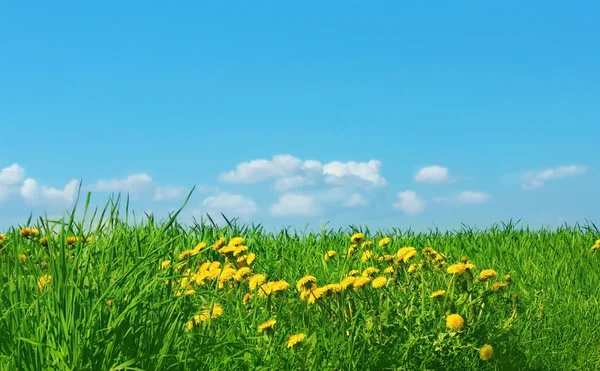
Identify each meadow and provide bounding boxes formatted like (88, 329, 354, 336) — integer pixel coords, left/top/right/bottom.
(0, 193, 599, 370)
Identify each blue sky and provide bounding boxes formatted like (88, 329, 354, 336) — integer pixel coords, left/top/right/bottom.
(1, 1, 598, 231)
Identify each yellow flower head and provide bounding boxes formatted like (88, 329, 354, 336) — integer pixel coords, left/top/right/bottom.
(492, 282, 508, 292)
(361, 250, 373, 263)
(446, 263, 467, 275)
(234, 267, 252, 282)
(464, 263, 476, 270)
(479, 269, 498, 281)
(296, 275, 318, 292)
(249, 274, 267, 290)
(258, 280, 289, 297)
(339, 276, 356, 290)
(160, 260, 172, 270)
(422, 247, 435, 256)
(0, 233, 7, 244)
(446, 313, 465, 330)
(347, 270, 360, 277)
(38, 274, 52, 292)
(193, 242, 207, 252)
(258, 319, 276, 333)
(479, 344, 494, 361)
(66, 236, 77, 246)
(430, 290, 446, 298)
(383, 266, 394, 274)
(212, 236, 226, 250)
(287, 333, 307, 348)
(18, 254, 27, 262)
(362, 267, 380, 277)
(228, 236, 244, 247)
(407, 264, 417, 273)
(346, 245, 357, 257)
(233, 245, 249, 257)
(378, 237, 391, 247)
(242, 293, 254, 304)
(350, 233, 364, 243)
(324, 250, 336, 261)
(402, 250, 417, 263)
(504, 274, 511, 282)
(352, 276, 372, 290)
(360, 240, 373, 249)
(371, 276, 387, 289)
(39, 237, 48, 247)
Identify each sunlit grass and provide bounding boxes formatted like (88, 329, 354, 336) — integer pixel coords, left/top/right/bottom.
(0, 191, 599, 370)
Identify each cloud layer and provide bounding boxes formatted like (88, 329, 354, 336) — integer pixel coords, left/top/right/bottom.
(521, 165, 589, 190)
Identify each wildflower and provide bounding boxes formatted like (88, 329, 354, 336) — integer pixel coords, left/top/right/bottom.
(422, 247, 435, 256)
(40, 237, 48, 247)
(479, 344, 494, 361)
(383, 266, 394, 274)
(479, 269, 498, 281)
(350, 233, 364, 243)
(361, 240, 373, 248)
(38, 274, 52, 292)
(233, 245, 248, 257)
(430, 290, 446, 298)
(346, 245, 357, 257)
(382, 254, 395, 262)
(447, 263, 467, 275)
(296, 275, 318, 292)
(324, 250, 336, 261)
(0, 233, 6, 244)
(18, 254, 26, 262)
(249, 274, 267, 290)
(402, 250, 417, 263)
(212, 236, 226, 250)
(504, 274, 511, 282)
(242, 293, 254, 304)
(362, 267, 380, 277)
(446, 313, 465, 330)
(492, 282, 508, 292)
(258, 280, 289, 297)
(106, 299, 113, 307)
(287, 333, 307, 348)
(378, 237, 391, 247)
(361, 250, 373, 263)
(160, 260, 172, 270)
(371, 276, 387, 289)
(20, 227, 40, 238)
(246, 252, 256, 265)
(339, 276, 356, 290)
(591, 239, 600, 252)
(347, 270, 360, 277)
(66, 236, 77, 246)
(407, 264, 416, 273)
(352, 276, 371, 290)
(464, 263, 476, 270)
(235, 267, 252, 282)
(258, 319, 277, 333)
(461, 256, 469, 263)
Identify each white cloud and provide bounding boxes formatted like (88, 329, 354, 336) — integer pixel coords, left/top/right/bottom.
(345, 193, 368, 207)
(90, 174, 153, 196)
(457, 191, 491, 204)
(270, 193, 320, 216)
(414, 165, 450, 184)
(154, 186, 188, 201)
(521, 165, 589, 190)
(323, 160, 386, 187)
(0, 164, 25, 185)
(20, 178, 79, 206)
(220, 155, 308, 183)
(195, 192, 257, 220)
(393, 191, 426, 215)
(273, 176, 315, 192)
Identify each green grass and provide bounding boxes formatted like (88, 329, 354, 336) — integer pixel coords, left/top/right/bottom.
(1, 193, 599, 370)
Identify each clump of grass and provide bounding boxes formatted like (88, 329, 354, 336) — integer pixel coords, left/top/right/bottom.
(0, 192, 599, 370)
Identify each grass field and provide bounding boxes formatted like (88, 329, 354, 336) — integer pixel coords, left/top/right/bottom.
(1, 193, 599, 370)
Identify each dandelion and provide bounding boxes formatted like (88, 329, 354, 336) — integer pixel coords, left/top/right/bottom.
(378, 237, 391, 247)
(430, 290, 446, 298)
(242, 293, 254, 304)
(246, 252, 256, 265)
(287, 333, 307, 348)
(106, 299, 113, 307)
(0, 233, 6, 244)
(324, 250, 336, 261)
(504, 274, 512, 282)
(18, 254, 26, 262)
(402, 250, 417, 263)
(228, 236, 244, 247)
(160, 260, 172, 270)
(195, 303, 224, 323)
(66, 236, 77, 246)
(371, 276, 387, 289)
(38, 274, 52, 292)
(447, 263, 467, 275)
(407, 264, 417, 273)
(479, 344, 494, 360)
(235, 267, 252, 282)
(233, 245, 248, 257)
(492, 282, 508, 292)
(347, 270, 360, 277)
(383, 266, 394, 274)
(296, 275, 318, 292)
(352, 276, 371, 290)
(361, 250, 373, 263)
(346, 245, 357, 257)
(258, 319, 277, 333)
(351, 233, 364, 243)
(361, 240, 373, 249)
(40, 237, 48, 247)
(446, 313, 465, 330)
(479, 269, 498, 281)
(212, 236, 226, 250)
(461, 256, 469, 263)
(249, 274, 267, 290)
(339, 276, 356, 290)
(464, 263, 476, 270)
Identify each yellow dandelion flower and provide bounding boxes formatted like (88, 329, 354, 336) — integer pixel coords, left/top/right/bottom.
(106, 299, 113, 307)
(218, 267, 237, 288)
(362, 267, 380, 277)
(346, 245, 357, 257)
(218, 244, 237, 255)
(233, 245, 249, 257)
(339, 276, 356, 290)
(402, 250, 417, 263)
(18, 254, 27, 262)
(461, 255, 468, 263)
(382, 254, 395, 262)
(208, 261, 221, 272)
(37, 274, 52, 292)
(234, 267, 252, 282)
(296, 275, 318, 292)
(430, 290, 446, 298)
(0, 233, 7, 244)
(407, 264, 416, 273)
(29, 228, 39, 237)
(447, 263, 467, 275)
(160, 260, 172, 270)
(347, 270, 360, 277)
(352, 276, 372, 290)
(504, 274, 511, 282)
(246, 252, 256, 265)
(39, 237, 48, 247)
(396, 246, 417, 260)
(464, 263, 476, 270)
(361, 240, 373, 248)
(249, 274, 267, 290)
(383, 266, 394, 274)
(258, 319, 276, 333)
(371, 276, 387, 289)
(242, 293, 254, 304)
(378, 237, 391, 247)
(299, 289, 312, 301)
(324, 250, 336, 261)
(287, 333, 306, 348)
(350, 233, 364, 243)
(212, 236, 226, 250)
(479, 344, 493, 361)
(361, 250, 373, 263)
(479, 269, 498, 281)
(492, 282, 508, 292)
(66, 236, 77, 245)
(422, 247, 435, 256)
(446, 313, 465, 330)
(228, 236, 244, 246)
